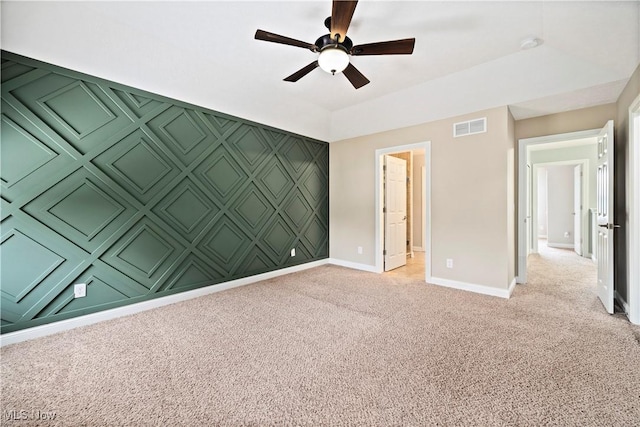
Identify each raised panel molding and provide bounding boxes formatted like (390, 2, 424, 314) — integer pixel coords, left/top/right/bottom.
(0, 50, 329, 334)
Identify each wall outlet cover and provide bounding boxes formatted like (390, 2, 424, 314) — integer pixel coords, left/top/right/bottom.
(74, 283, 87, 298)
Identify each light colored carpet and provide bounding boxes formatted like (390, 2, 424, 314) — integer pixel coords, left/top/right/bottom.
(2, 245, 639, 426)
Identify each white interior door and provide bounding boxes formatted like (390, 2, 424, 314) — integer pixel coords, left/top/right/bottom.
(384, 155, 407, 271)
(596, 120, 616, 314)
(574, 164, 583, 255)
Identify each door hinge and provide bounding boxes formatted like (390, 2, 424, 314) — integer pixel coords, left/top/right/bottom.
(383, 250, 387, 255)
(383, 207, 386, 213)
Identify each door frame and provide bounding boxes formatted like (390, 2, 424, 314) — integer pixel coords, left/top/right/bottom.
(574, 164, 583, 255)
(629, 94, 640, 325)
(375, 141, 431, 280)
(530, 159, 590, 255)
(517, 129, 600, 284)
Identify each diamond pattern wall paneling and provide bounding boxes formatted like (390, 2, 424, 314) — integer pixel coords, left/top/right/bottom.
(0, 51, 329, 334)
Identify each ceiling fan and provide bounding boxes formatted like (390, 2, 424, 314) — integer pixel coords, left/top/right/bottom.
(254, 0, 415, 89)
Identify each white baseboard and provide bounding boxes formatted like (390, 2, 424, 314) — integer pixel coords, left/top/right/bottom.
(427, 276, 512, 299)
(546, 243, 575, 249)
(615, 290, 630, 315)
(412, 246, 425, 252)
(0, 259, 330, 347)
(328, 258, 380, 273)
(508, 278, 517, 297)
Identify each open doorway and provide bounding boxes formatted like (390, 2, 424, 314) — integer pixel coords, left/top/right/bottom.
(517, 123, 620, 315)
(518, 130, 600, 283)
(532, 159, 592, 258)
(374, 142, 431, 281)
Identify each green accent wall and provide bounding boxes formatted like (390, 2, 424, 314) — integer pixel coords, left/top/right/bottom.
(0, 51, 329, 334)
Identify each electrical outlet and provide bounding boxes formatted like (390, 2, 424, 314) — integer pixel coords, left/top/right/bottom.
(74, 283, 87, 298)
(290, 248, 296, 257)
(446, 259, 453, 269)
(357, 246, 363, 254)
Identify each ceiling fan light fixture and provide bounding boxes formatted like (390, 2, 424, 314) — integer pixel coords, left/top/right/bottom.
(318, 47, 349, 75)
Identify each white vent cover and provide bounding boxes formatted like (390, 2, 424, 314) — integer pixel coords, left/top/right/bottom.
(453, 117, 487, 137)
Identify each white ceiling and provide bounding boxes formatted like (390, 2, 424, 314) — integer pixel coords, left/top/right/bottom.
(1, 1, 638, 142)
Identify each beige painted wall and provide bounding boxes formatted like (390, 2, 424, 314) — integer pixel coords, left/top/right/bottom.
(515, 104, 616, 141)
(330, 106, 514, 290)
(615, 63, 640, 302)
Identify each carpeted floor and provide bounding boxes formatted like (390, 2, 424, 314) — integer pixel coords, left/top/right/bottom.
(2, 245, 639, 426)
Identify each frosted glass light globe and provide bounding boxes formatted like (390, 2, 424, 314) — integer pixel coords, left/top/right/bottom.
(318, 48, 349, 75)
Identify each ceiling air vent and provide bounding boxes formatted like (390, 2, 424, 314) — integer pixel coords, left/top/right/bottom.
(453, 117, 487, 138)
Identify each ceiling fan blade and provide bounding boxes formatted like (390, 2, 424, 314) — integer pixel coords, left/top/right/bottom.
(255, 29, 316, 50)
(330, 0, 358, 42)
(284, 61, 319, 82)
(351, 38, 416, 56)
(343, 63, 369, 89)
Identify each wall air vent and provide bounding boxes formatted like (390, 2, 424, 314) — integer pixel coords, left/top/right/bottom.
(453, 117, 487, 137)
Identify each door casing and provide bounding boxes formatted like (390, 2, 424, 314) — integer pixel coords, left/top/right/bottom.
(628, 95, 640, 325)
(574, 164, 583, 255)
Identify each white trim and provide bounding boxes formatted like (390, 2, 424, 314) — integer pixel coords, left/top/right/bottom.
(375, 141, 432, 281)
(517, 129, 600, 283)
(428, 277, 512, 299)
(0, 259, 329, 347)
(615, 290, 630, 315)
(412, 246, 425, 252)
(328, 258, 379, 273)
(508, 278, 517, 296)
(629, 94, 640, 325)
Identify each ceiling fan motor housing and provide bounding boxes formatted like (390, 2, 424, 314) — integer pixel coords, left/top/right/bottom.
(314, 34, 353, 53)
